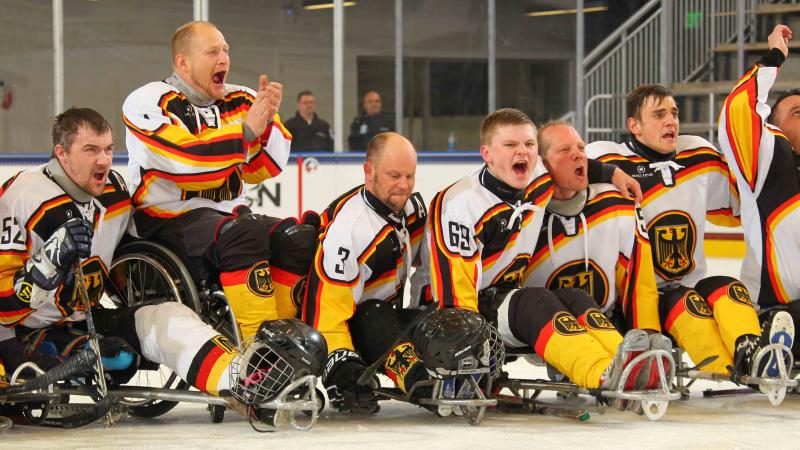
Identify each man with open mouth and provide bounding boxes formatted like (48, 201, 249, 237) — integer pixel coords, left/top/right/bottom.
(410, 108, 663, 400)
(123, 21, 316, 342)
(586, 84, 793, 383)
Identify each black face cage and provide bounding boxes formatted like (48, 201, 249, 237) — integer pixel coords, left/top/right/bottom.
(229, 338, 296, 406)
(430, 323, 506, 380)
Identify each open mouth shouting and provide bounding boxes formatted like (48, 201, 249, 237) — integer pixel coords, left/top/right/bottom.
(512, 160, 529, 176)
(212, 70, 227, 88)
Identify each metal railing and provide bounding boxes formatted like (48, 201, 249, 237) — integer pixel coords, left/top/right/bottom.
(583, 0, 795, 143)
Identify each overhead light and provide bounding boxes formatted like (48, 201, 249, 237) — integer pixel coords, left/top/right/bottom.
(527, 6, 608, 17)
(303, 1, 357, 10)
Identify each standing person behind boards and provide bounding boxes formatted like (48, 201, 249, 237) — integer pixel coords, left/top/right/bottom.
(303, 132, 429, 414)
(587, 84, 794, 379)
(348, 91, 393, 152)
(123, 21, 317, 340)
(284, 90, 334, 152)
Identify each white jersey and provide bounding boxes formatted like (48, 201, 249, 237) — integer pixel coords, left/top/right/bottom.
(410, 163, 552, 312)
(0, 162, 132, 329)
(303, 186, 427, 352)
(718, 50, 800, 306)
(524, 184, 661, 331)
(586, 136, 740, 289)
(122, 80, 291, 235)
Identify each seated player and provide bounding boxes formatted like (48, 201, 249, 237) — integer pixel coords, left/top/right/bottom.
(586, 83, 794, 380)
(718, 25, 800, 361)
(526, 121, 660, 335)
(410, 108, 671, 405)
(122, 21, 313, 340)
(303, 132, 429, 414)
(0, 108, 325, 423)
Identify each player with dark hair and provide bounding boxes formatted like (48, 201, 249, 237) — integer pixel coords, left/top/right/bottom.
(0, 107, 326, 427)
(587, 80, 794, 382)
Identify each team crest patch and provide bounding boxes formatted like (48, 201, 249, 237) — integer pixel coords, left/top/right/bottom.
(290, 276, 308, 309)
(212, 335, 236, 354)
(684, 291, 712, 318)
(552, 311, 586, 336)
(17, 281, 33, 303)
(492, 255, 529, 289)
(728, 282, 752, 306)
(247, 261, 275, 297)
(648, 210, 696, 280)
(585, 310, 616, 330)
(546, 260, 609, 307)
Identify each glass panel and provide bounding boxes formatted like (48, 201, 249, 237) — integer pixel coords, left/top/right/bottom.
(0, 0, 53, 153)
(63, 0, 193, 154)
(212, 0, 336, 153)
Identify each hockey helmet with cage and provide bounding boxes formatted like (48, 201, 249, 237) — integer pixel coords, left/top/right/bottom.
(412, 308, 505, 378)
(229, 319, 328, 406)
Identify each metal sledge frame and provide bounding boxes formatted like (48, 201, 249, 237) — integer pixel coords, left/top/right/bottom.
(495, 348, 681, 421)
(375, 369, 498, 426)
(673, 344, 797, 406)
(0, 238, 323, 430)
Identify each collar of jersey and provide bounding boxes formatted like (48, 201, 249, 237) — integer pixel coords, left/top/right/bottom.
(626, 138, 676, 162)
(547, 188, 588, 217)
(361, 187, 405, 227)
(480, 165, 525, 203)
(45, 158, 94, 204)
(166, 72, 217, 107)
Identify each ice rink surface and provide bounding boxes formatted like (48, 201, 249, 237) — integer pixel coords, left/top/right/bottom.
(5, 358, 800, 450)
(7, 258, 800, 449)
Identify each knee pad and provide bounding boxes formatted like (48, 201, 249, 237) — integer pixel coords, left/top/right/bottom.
(268, 218, 320, 318)
(215, 213, 281, 272)
(694, 276, 754, 309)
(659, 286, 712, 327)
(348, 299, 407, 363)
(552, 288, 600, 317)
(507, 288, 582, 348)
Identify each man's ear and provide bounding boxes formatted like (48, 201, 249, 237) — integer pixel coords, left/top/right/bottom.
(480, 144, 491, 164)
(364, 161, 374, 183)
(54, 144, 67, 162)
(627, 116, 640, 138)
(174, 53, 187, 73)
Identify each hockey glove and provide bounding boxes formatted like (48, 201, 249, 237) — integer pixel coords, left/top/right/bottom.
(14, 218, 93, 309)
(323, 349, 380, 415)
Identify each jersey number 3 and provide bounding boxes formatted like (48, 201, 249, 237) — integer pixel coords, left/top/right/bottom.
(334, 247, 350, 275)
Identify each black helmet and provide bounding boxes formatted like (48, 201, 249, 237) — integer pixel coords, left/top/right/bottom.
(412, 308, 504, 378)
(230, 319, 328, 406)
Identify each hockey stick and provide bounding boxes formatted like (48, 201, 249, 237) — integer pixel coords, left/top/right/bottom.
(356, 304, 436, 386)
(0, 348, 97, 398)
(74, 262, 113, 425)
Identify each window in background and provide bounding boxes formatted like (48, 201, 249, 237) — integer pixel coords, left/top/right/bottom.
(0, 0, 53, 153)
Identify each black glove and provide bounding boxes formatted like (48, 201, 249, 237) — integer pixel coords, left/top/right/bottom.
(323, 349, 380, 415)
(15, 218, 93, 309)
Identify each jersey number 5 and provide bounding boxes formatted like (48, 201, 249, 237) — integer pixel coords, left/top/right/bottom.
(1, 217, 24, 246)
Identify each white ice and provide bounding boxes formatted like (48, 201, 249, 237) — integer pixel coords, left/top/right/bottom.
(6, 258, 800, 449)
